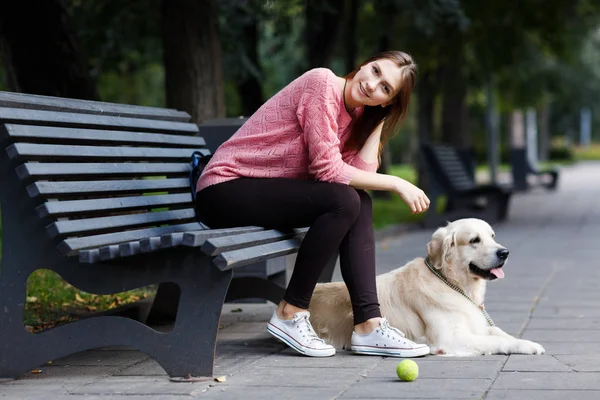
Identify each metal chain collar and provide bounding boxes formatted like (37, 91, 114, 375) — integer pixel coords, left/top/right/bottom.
(424, 256, 496, 327)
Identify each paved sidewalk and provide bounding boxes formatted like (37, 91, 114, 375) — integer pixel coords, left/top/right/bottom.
(2, 162, 599, 400)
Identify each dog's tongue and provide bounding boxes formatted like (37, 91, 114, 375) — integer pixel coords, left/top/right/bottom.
(490, 268, 505, 279)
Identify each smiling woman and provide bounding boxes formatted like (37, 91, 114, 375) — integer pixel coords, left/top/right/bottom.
(193, 50, 430, 359)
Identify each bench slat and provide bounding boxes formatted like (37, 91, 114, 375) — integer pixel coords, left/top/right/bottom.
(202, 229, 306, 256)
(79, 227, 265, 263)
(17, 162, 190, 180)
(37, 193, 192, 218)
(59, 222, 202, 256)
(7, 143, 210, 161)
(4, 124, 205, 147)
(181, 226, 265, 247)
(47, 208, 197, 237)
(0, 91, 191, 122)
(213, 239, 302, 271)
(0, 107, 198, 134)
(28, 178, 190, 198)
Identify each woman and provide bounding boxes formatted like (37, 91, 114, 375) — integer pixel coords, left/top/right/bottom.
(196, 51, 430, 358)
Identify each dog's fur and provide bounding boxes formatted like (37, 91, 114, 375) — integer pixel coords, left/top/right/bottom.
(308, 218, 545, 356)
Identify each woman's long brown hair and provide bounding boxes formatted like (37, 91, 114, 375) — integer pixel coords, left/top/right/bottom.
(343, 51, 417, 162)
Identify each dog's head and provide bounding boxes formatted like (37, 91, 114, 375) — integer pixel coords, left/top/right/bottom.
(426, 218, 508, 283)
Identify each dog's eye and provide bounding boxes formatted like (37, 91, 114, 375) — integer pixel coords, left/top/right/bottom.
(470, 237, 481, 244)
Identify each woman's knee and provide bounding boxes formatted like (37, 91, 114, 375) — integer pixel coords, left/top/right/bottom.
(326, 184, 362, 222)
(356, 189, 372, 211)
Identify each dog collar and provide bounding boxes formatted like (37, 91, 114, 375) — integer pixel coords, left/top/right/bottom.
(424, 256, 495, 327)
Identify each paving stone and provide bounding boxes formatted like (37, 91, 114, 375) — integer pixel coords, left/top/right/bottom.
(493, 371, 600, 390)
(256, 351, 380, 369)
(486, 390, 600, 400)
(522, 329, 600, 342)
(538, 341, 600, 354)
(215, 365, 366, 387)
(527, 317, 600, 329)
(194, 385, 344, 400)
(218, 321, 269, 334)
(533, 307, 600, 318)
(69, 376, 212, 396)
(115, 359, 167, 376)
(50, 350, 149, 367)
(502, 355, 572, 372)
(339, 377, 490, 398)
(554, 355, 600, 372)
(6, 365, 118, 384)
(370, 358, 504, 379)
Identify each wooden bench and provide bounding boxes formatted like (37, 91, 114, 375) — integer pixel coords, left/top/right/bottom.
(0, 92, 333, 379)
(510, 148, 559, 191)
(421, 143, 513, 228)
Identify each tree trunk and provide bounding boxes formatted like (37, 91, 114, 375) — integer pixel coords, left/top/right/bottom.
(344, 0, 358, 74)
(440, 31, 470, 149)
(162, 0, 225, 123)
(305, 0, 345, 69)
(538, 102, 550, 162)
(417, 69, 437, 192)
(0, 0, 97, 99)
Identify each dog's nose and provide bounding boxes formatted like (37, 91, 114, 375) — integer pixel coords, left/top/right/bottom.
(497, 248, 509, 259)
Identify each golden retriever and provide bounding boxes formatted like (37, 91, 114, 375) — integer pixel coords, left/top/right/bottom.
(308, 218, 545, 356)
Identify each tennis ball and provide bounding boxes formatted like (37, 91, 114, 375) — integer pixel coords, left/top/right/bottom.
(396, 359, 419, 381)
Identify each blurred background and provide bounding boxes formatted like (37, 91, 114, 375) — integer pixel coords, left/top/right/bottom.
(1, 0, 600, 225)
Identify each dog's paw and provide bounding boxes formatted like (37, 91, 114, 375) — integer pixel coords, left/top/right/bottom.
(521, 340, 545, 355)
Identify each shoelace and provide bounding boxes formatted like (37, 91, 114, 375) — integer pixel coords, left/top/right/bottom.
(379, 319, 412, 344)
(293, 313, 326, 344)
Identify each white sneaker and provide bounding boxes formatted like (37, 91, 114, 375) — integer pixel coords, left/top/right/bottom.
(351, 318, 430, 357)
(267, 311, 336, 357)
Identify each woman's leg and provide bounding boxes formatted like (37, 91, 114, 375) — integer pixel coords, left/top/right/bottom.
(196, 178, 361, 309)
(339, 191, 431, 357)
(337, 190, 382, 326)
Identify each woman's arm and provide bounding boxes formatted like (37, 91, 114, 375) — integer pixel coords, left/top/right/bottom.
(357, 120, 383, 164)
(349, 169, 429, 214)
(348, 121, 430, 214)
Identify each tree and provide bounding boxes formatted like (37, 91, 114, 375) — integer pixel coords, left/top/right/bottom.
(162, 0, 225, 123)
(0, 0, 97, 99)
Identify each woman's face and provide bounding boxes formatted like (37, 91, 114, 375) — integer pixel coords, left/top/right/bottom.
(347, 59, 403, 108)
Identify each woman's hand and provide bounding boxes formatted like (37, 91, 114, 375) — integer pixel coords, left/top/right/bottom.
(394, 178, 430, 214)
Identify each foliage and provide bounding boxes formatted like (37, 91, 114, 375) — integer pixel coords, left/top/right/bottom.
(24, 269, 155, 332)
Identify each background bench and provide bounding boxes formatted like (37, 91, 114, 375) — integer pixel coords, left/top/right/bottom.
(421, 143, 513, 228)
(510, 148, 560, 191)
(0, 91, 333, 379)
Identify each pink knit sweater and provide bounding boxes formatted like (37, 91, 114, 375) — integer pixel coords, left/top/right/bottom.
(196, 68, 378, 192)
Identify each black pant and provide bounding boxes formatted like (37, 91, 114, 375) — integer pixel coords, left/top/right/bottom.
(196, 178, 381, 325)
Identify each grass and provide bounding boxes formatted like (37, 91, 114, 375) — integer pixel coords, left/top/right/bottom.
(574, 144, 600, 161)
(23, 270, 155, 331)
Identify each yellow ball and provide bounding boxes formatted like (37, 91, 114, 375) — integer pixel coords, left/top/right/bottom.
(396, 359, 419, 381)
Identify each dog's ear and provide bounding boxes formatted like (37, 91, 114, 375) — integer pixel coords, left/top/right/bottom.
(442, 231, 456, 264)
(427, 227, 447, 266)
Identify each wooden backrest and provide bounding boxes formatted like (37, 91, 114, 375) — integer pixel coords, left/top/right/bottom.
(0, 105, 208, 258)
(421, 144, 476, 193)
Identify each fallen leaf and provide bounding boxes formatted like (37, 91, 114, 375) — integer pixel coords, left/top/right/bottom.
(26, 296, 38, 303)
(231, 308, 243, 313)
(75, 293, 85, 303)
